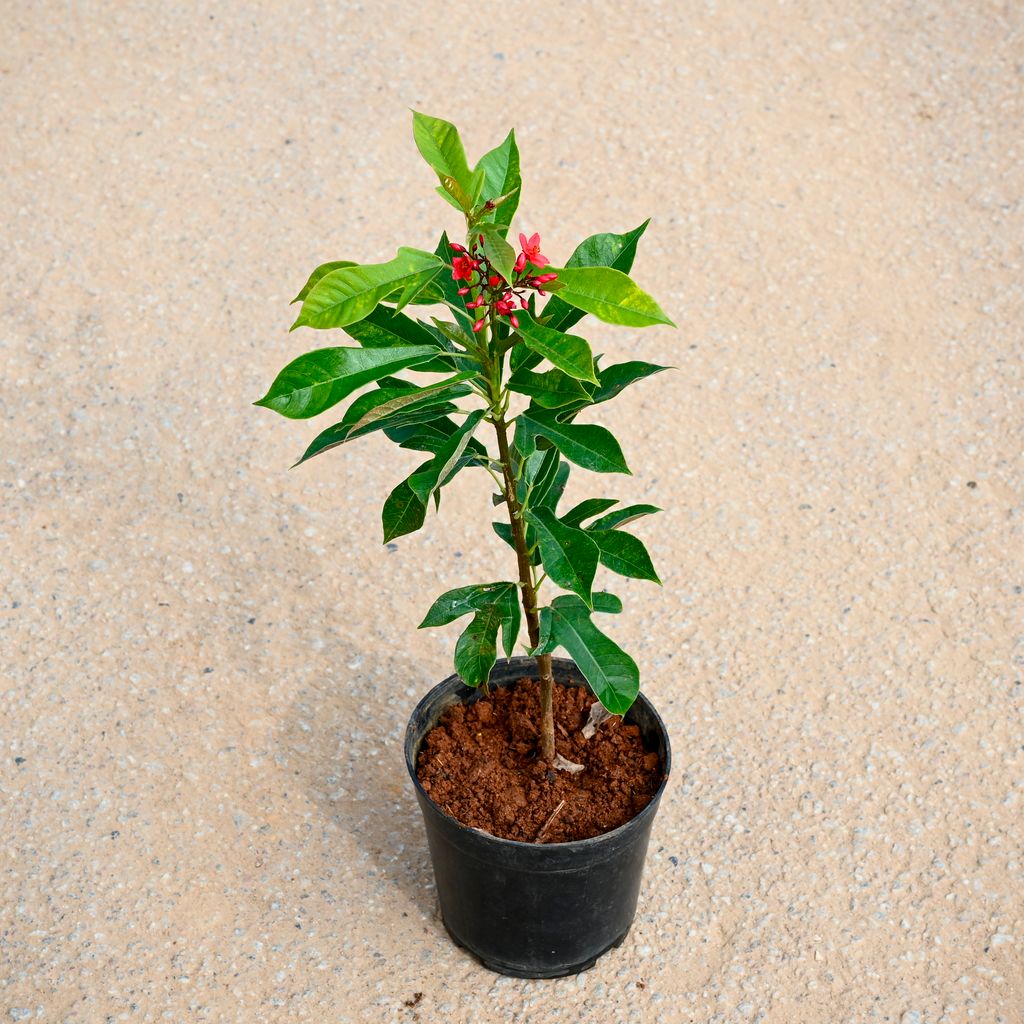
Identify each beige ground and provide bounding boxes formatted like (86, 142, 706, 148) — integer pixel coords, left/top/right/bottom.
(2, 2, 1022, 1021)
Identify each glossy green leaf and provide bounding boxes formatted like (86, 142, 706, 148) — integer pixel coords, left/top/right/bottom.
(529, 452, 565, 511)
(408, 409, 485, 503)
(454, 604, 502, 688)
(383, 414, 487, 463)
(419, 582, 518, 627)
(255, 345, 439, 420)
(538, 460, 570, 512)
(592, 592, 623, 614)
(435, 185, 464, 211)
(561, 497, 619, 529)
(411, 111, 482, 209)
(589, 503, 661, 531)
(524, 507, 599, 606)
(543, 220, 649, 332)
(495, 582, 522, 657)
(292, 376, 472, 466)
(430, 319, 474, 349)
(292, 260, 357, 304)
(540, 595, 640, 715)
(477, 223, 516, 284)
(475, 129, 520, 234)
(516, 408, 630, 475)
(343, 305, 456, 373)
(491, 520, 541, 566)
(507, 366, 593, 408)
(545, 266, 674, 328)
(291, 248, 443, 330)
(509, 338, 543, 374)
(382, 472, 429, 543)
(516, 447, 560, 510)
(591, 360, 670, 404)
(588, 528, 661, 584)
(514, 312, 598, 383)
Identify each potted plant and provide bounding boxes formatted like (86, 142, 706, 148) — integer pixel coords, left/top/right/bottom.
(256, 112, 675, 978)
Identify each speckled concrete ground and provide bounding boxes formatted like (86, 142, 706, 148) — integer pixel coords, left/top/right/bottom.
(2, 3, 1022, 1022)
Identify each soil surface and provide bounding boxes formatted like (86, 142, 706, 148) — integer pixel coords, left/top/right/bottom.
(416, 678, 662, 843)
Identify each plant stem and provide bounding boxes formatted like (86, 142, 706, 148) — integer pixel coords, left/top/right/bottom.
(492, 414, 556, 763)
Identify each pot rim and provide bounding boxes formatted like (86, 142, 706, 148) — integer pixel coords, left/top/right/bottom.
(404, 655, 672, 852)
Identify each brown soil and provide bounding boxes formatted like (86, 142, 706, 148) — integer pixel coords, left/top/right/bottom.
(415, 678, 663, 843)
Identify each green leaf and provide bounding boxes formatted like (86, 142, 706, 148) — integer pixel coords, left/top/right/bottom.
(383, 414, 486, 463)
(419, 582, 518, 627)
(292, 376, 472, 466)
(495, 582, 522, 657)
(475, 130, 521, 235)
(567, 220, 650, 271)
(408, 409, 485, 503)
(412, 111, 481, 210)
(524, 507, 599, 606)
(292, 248, 444, 330)
(516, 447, 560, 509)
(454, 605, 502, 688)
(491, 521, 542, 565)
(477, 223, 516, 284)
(543, 220, 649, 332)
(292, 260, 358, 304)
(589, 503, 661, 531)
(507, 366, 594, 409)
(541, 595, 640, 715)
(509, 345, 542, 375)
(382, 473, 429, 543)
(561, 497, 619, 529)
(592, 592, 623, 614)
(430, 319, 474, 349)
(588, 529, 661, 584)
(538, 460, 570, 513)
(591, 360, 670, 404)
(545, 265, 674, 329)
(343, 305, 456, 373)
(435, 184, 464, 211)
(255, 345, 439, 419)
(516, 408, 630, 474)
(514, 312, 598, 383)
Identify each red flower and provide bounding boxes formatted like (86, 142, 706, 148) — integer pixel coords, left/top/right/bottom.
(494, 293, 516, 316)
(518, 232, 549, 269)
(452, 255, 475, 282)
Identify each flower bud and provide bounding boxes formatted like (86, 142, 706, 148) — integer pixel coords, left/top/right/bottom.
(514, 252, 527, 274)
(457, 287, 470, 295)
(509, 314, 519, 329)
(488, 275, 501, 287)
(449, 242, 467, 252)
(472, 319, 485, 333)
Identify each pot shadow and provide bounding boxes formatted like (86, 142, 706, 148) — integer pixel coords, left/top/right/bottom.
(284, 639, 445, 921)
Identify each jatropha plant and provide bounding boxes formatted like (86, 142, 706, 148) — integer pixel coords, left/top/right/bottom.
(257, 113, 674, 764)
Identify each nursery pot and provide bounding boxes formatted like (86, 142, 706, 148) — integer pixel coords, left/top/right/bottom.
(404, 656, 671, 978)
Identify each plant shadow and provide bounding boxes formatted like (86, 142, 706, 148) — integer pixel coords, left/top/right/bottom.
(284, 639, 444, 922)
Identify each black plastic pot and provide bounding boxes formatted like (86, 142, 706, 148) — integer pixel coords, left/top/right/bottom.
(404, 656, 671, 978)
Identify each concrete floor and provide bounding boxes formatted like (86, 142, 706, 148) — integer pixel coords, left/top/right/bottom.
(2, 2, 1022, 1021)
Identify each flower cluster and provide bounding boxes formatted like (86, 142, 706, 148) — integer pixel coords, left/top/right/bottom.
(450, 232, 559, 334)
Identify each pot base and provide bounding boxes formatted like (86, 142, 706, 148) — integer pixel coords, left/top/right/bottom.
(444, 919, 631, 978)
